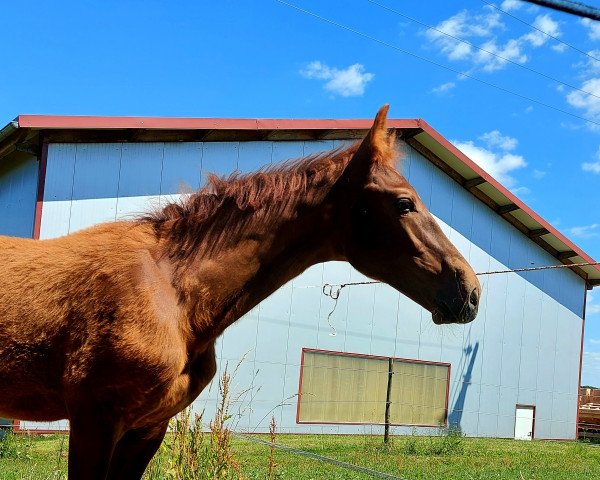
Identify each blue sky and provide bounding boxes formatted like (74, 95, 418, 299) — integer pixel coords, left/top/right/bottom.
(2, 0, 600, 384)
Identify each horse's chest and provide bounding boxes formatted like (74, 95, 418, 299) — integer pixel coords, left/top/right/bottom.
(183, 348, 218, 399)
(152, 345, 217, 419)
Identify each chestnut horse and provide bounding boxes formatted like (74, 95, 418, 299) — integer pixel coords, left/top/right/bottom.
(0, 106, 480, 479)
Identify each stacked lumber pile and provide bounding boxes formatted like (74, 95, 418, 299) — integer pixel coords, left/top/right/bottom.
(579, 388, 600, 438)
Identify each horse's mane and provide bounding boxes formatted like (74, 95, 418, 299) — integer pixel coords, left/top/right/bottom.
(142, 142, 361, 260)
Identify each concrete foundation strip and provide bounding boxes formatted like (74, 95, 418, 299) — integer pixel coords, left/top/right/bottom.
(233, 432, 407, 480)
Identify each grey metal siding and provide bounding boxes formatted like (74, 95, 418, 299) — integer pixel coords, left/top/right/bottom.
(0, 155, 38, 238)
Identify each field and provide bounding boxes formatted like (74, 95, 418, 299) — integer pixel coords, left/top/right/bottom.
(1, 430, 600, 480)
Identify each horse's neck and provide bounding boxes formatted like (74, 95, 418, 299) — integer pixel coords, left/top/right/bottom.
(172, 196, 340, 340)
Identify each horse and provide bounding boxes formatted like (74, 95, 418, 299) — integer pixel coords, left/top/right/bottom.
(0, 105, 480, 479)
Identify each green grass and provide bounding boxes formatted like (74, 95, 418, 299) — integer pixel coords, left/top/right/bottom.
(1, 431, 600, 479)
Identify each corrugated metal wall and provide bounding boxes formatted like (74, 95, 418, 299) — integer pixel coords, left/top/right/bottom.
(0, 155, 38, 237)
(10, 140, 584, 439)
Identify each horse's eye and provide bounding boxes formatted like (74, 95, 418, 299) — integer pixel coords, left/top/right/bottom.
(397, 198, 414, 215)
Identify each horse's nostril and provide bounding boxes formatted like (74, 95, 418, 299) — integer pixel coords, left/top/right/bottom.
(469, 289, 479, 308)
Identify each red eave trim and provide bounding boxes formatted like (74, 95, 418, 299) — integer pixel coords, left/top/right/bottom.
(17, 114, 420, 132)
(417, 119, 600, 273)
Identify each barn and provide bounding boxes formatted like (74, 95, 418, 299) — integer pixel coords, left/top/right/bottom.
(1, 114, 598, 440)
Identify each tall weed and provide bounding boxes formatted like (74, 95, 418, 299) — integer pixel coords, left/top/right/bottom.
(401, 425, 464, 456)
(145, 365, 242, 479)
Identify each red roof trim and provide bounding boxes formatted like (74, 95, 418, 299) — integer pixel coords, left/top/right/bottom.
(17, 114, 420, 131)
(417, 119, 599, 269)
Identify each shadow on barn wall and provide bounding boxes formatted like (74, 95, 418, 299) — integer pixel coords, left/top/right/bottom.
(448, 342, 479, 431)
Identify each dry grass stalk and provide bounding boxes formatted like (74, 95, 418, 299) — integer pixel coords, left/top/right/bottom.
(267, 416, 277, 479)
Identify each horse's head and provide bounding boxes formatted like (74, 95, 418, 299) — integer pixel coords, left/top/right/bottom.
(332, 105, 480, 325)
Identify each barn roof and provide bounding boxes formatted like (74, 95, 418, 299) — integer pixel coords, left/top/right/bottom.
(1, 114, 598, 287)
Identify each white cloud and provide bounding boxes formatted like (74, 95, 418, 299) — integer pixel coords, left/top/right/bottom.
(583, 161, 600, 173)
(564, 51, 600, 130)
(425, 9, 561, 73)
(452, 132, 527, 187)
(479, 130, 518, 150)
(568, 224, 599, 239)
(566, 77, 600, 127)
(588, 293, 600, 316)
(590, 338, 600, 345)
(583, 351, 600, 386)
(500, 0, 523, 11)
(432, 81, 456, 94)
(572, 50, 600, 79)
(533, 169, 547, 179)
(510, 186, 530, 196)
(581, 18, 600, 41)
(582, 147, 600, 173)
(425, 10, 503, 62)
(300, 61, 374, 97)
(474, 38, 528, 72)
(522, 15, 560, 48)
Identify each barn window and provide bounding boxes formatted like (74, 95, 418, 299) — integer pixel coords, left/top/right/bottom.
(296, 349, 449, 426)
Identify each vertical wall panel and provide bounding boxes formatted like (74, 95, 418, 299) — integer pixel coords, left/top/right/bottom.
(0, 155, 38, 237)
(292, 264, 323, 289)
(72, 144, 121, 200)
(221, 307, 260, 363)
(116, 195, 162, 220)
(201, 142, 239, 183)
(161, 142, 203, 193)
(281, 287, 322, 403)
(394, 295, 422, 360)
(118, 143, 164, 197)
(254, 288, 292, 365)
(271, 142, 304, 164)
(343, 283, 377, 354)
(237, 142, 273, 172)
(69, 198, 119, 233)
(44, 144, 77, 201)
(371, 286, 400, 358)
(302, 140, 335, 156)
(39, 201, 72, 239)
(405, 148, 433, 206)
(69, 143, 121, 232)
(39, 144, 77, 238)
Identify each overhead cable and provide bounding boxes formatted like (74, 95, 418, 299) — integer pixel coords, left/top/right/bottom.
(368, 0, 600, 101)
(275, 0, 600, 128)
(481, 0, 600, 62)
(521, 0, 600, 21)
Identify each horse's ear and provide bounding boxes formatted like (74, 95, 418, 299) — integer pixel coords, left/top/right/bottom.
(341, 105, 398, 185)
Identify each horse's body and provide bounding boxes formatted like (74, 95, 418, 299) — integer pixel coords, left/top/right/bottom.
(0, 106, 480, 479)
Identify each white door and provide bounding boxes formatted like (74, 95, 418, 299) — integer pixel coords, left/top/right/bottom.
(514, 405, 535, 440)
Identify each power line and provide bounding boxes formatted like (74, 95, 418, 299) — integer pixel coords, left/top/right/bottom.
(481, 0, 600, 62)
(368, 0, 600, 101)
(521, 0, 600, 21)
(275, 0, 600, 128)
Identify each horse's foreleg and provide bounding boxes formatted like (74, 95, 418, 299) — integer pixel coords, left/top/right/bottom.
(106, 421, 169, 480)
(67, 409, 122, 480)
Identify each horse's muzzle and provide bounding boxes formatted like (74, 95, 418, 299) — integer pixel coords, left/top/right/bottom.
(431, 286, 480, 325)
